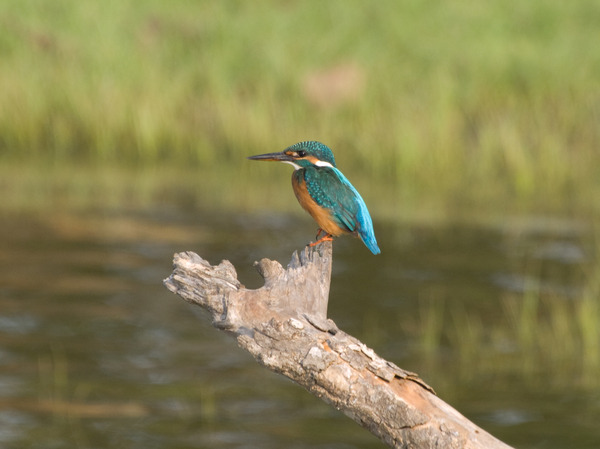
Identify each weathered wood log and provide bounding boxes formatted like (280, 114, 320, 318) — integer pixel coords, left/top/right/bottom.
(163, 241, 514, 449)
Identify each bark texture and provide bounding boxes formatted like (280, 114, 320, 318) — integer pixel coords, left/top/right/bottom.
(163, 241, 513, 449)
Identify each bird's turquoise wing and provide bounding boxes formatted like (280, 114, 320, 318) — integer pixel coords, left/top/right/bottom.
(303, 166, 380, 254)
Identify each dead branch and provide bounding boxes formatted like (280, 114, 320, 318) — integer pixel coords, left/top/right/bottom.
(163, 241, 513, 449)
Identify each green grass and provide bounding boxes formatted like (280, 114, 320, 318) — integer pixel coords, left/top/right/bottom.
(1, 0, 600, 213)
(414, 266, 600, 390)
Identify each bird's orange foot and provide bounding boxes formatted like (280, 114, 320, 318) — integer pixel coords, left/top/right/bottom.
(309, 233, 334, 247)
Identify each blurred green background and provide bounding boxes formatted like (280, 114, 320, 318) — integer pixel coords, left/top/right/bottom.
(1, 1, 600, 448)
(2, 0, 599, 215)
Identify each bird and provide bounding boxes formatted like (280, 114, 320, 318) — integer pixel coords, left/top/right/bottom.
(247, 141, 380, 255)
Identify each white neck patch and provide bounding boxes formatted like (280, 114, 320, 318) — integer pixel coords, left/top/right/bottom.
(315, 160, 334, 168)
(282, 160, 302, 170)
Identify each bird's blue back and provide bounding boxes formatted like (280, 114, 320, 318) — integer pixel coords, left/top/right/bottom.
(301, 166, 380, 255)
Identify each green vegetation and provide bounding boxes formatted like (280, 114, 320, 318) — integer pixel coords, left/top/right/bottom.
(1, 0, 600, 214)
(414, 265, 600, 391)
(2, 4, 599, 445)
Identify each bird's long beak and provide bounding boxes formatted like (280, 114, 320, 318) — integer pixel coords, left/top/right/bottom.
(247, 151, 293, 162)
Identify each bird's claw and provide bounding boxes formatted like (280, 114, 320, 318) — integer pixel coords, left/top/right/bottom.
(309, 233, 334, 247)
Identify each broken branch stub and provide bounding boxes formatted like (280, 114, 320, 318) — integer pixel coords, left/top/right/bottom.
(163, 241, 514, 449)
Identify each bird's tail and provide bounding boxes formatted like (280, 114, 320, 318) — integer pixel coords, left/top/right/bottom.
(359, 228, 381, 255)
(357, 208, 380, 255)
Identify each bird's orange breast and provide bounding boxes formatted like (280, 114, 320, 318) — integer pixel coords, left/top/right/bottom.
(292, 173, 346, 236)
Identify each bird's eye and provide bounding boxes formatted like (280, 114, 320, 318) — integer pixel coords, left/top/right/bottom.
(296, 150, 307, 157)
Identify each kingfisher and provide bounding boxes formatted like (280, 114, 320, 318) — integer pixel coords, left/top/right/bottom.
(248, 141, 380, 255)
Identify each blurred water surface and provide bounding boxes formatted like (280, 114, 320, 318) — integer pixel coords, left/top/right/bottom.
(0, 199, 598, 449)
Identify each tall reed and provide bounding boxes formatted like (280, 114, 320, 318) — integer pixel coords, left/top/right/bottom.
(1, 0, 599, 210)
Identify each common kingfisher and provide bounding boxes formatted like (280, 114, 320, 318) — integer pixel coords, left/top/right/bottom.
(248, 141, 380, 255)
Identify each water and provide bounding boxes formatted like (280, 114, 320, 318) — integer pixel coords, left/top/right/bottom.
(0, 204, 598, 448)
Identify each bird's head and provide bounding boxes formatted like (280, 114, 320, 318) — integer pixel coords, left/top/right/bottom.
(248, 141, 337, 170)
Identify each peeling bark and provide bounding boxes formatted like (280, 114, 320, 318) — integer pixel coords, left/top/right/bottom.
(163, 242, 513, 449)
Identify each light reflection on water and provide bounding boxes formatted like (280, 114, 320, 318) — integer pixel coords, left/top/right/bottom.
(0, 207, 598, 448)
